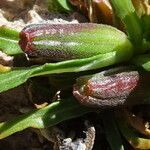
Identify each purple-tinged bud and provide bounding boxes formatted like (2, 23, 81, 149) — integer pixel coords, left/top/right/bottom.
(73, 67, 140, 108)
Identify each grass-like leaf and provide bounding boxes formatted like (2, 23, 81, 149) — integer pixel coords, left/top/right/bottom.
(110, 0, 143, 52)
(0, 50, 133, 93)
(0, 26, 22, 55)
(0, 98, 92, 139)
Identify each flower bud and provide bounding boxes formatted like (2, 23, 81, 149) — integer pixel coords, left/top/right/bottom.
(73, 67, 140, 107)
(19, 23, 133, 62)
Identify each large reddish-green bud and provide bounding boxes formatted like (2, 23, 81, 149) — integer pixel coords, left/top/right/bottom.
(19, 23, 133, 62)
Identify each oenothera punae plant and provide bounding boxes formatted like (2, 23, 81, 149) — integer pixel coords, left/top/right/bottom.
(0, 0, 150, 146)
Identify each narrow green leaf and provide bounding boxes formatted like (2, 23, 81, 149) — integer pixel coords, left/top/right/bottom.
(0, 26, 22, 55)
(110, 0, 143, 52)
(0, 67, 37, 92)
(0, 98, 92, 139)
(0, 49, 133, 93)
(102, 110, 124, 150)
